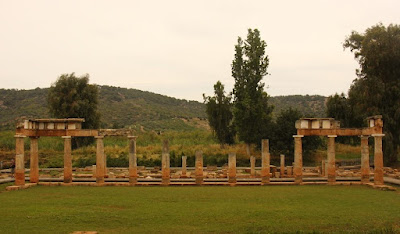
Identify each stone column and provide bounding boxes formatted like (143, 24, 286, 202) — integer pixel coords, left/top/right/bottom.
(280, 154, 285, 178)
(293, 135, 303, 184)
(14, 135, 26, 186)
(195, 150, 203, 185)
(228, 152, 236, 184)
(321, 160, 325, 176)
(95, 136, 105, 184)
(161, 139, 170, 185)
(62, 136, 72, 183)
(327, 135, 337, 184)
(360, 136, 370, 184)
(250, 156, 255, 178)
(29, 137, 39, 183)
(261, 139, 270, 185)
(181, 156, 187, 177)
(372, 134, 385, 185)
(128, 136, 137, 185)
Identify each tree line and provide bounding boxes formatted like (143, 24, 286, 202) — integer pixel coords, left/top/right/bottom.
(205, 25, 400, 165)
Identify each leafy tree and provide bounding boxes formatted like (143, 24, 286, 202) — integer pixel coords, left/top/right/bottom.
(343, 23, 400, 165)
(203, 81, 235, 146)
(271, 108, 322, 163)
(48, 73, 100, 147)
(232, 29, 274, 151)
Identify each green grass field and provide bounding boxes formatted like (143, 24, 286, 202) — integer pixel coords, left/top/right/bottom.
(0, 185, 399, 233)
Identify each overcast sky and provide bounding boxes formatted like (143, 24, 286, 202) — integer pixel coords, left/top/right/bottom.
(1, 1, 399, 102)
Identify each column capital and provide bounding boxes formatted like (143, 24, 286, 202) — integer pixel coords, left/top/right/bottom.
(94, 136, 104, 139)
(14, 135, 26, 138)
(293, 135, 304, 138)
(371, 134, 385, 137)
(360, 135, 370, 139)
(327, 135, 337, 138)
(62, 136, 72, 139)
(128, 136, 137, 140)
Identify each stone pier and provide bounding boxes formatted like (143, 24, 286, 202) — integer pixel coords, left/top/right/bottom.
(320, 160, 325, 176)
(228, 152, 236, 184)
(293, 135, 303, 184)
(261, 139, 270, 184)
(280, 154, 285, 178)
(360, 136, 370, 183)
(62, 136, 72, 183)
(181, 156, 187, 177)
(15, 135, 26, 186)
(128, 136, 138, 185)
(250, 156, 255, 178)
(95, 136, 105, 184)
(29, 137, 39, 183)
(327, 135, 337, 184)
(372, 134, 384, 185)
(162, 140, 170, 185)
(195, 150, 203, 185)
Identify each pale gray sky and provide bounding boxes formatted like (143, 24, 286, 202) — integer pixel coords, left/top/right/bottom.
(1, 0, 399, 101)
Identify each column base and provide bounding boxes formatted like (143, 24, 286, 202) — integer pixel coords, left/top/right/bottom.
(294, 176, 302, 184)
(15, 172, 25, 186)
(64, 178, 72, 183)
(96, 177, 104, 184)
(228, 177, 236, 184)
(129, 177, 137, 185)
(195, 177, 204, 185)
(261, 177, 270, 184)
(161, 178, 170, 186)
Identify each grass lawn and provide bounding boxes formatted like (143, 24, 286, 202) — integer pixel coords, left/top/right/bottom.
(0, 185, 399, 233)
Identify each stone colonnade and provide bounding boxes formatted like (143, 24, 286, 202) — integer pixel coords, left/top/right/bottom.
(293, 134, 385, 185)
(14, 133, 385, 186)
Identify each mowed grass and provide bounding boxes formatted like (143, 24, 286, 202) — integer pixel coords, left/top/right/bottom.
(0, 186, 400, 233)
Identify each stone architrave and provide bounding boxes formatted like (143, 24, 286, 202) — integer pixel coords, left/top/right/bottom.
(250, 156, 255, 178)
(128, 136, 138, 185)
(280, 154, 285, 178)
(161, 139, 170, 185)
(181, 156, 187, 177)
(228, 152, 236, 184)
(95, 136, 105, 184)
(29, 137, 39, 183)
(360, 136, 370, 183)
(261, 139, 270, 185)
(62, 136, 72, 183)
(293, 135, 303, 184)
(14, 135, 26, 186)
(195, 151, 203, 185)
(372, 134, 385, 185)
(327, 135, 337, 184)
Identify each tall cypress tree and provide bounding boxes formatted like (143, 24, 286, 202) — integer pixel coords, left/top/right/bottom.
(232, 29, 274, 151)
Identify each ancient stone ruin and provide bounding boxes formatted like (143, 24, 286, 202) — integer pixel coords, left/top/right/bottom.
(7, 116, 398, 190)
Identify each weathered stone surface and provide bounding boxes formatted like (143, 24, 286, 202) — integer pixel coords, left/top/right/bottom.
(128, 136, 138, 185)
(293, 135, 303, 184)
(95, 136, 105, 184)
(195, 151, 203, 185)
(261, 139, 270, 184)
(372, 134, 384, 185)
(327, 135, 336, 184)
(30, 137, 39, 183)
(15, 135, 26, 186)
(62, 136, 72, 183)
(228, 152, 236, 184)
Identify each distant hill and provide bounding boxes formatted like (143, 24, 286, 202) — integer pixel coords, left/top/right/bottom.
(269, 95, 327, 118)
(0, 86, 326, 131)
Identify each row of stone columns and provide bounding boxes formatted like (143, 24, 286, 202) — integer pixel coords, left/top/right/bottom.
(294, 134, 385, 185)
(14, 133, 385, 186)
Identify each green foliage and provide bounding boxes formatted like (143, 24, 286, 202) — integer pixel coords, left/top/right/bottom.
(203, 81, 235, 145)
(48, 73, 100, 129)
(271, 108, 322, 163)
(48, 73, 100, 148)
(232, 29, 274, 146)
(341, 23, 400, 165)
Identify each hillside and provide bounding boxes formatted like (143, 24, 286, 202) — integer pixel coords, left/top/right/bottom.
(0, 86, 326, 131)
